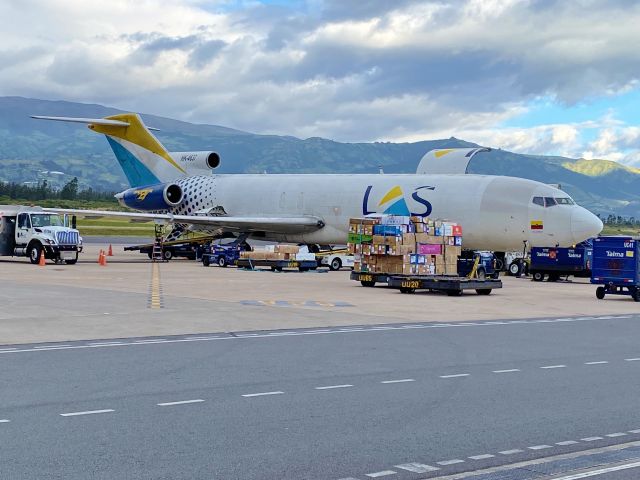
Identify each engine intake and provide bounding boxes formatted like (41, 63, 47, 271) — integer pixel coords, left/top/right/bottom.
(116, 183, 184, 211)
(170, 151, 221, 171)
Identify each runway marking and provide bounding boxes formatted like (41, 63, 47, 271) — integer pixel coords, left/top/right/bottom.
(529, 444, 553, 450)
(60, 409, 114, 417)
(557, 441, 580, 445)
(585, 361, 608, 365)
(0, 314, 635, 355)
(625, 358, 640, 362)
(437, 459, 465, 466)
(157, 399, 204, 406)
(493, 369, 520, 373)
(440, 374, 470, 378)
(606, 433, 627, 437)
(499, 449, 524, 455)
(0, 419, 10, 423)
(581, 437, 604, 441)
(134, 339, 167, 343)
(380, 379, 415, 384)
(315, 384, 353, 390)
(549, 460, 640, 479)
(394, 463, 439, 473)
(34, 344, 71, 349)
(469, 454, 495, 460)
(148, 262, 163, 309)
(365, 470, 396, 477)
(541, 364, 566, 369)
(242, 391, 284, 397)
(629, 429, 640, 433)
(88, 342, 125, 346)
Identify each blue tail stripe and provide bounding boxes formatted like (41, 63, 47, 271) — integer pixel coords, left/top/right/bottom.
(105, 137, 160, 187)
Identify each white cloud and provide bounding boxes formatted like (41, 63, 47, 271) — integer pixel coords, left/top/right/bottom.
(0, 0, 639, 166)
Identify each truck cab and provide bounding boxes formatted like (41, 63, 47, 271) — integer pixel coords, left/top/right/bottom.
(0, 206, 82, 264)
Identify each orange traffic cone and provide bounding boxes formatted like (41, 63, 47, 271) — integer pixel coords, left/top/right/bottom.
(107, 244, 113, 256)
(101, 250, 107, 266)
(38, 249, 46, 267)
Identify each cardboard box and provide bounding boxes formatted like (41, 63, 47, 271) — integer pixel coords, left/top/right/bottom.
(373, 235, 386, 245)
(399, 245, 415, 255)
(417, 243, 443, 255)
(381, 215, 410, 225)
(402, 233, 416, 245)
(415, 233, 442, 244)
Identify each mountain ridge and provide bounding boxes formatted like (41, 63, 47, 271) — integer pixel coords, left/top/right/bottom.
(0, 96, 636, 218)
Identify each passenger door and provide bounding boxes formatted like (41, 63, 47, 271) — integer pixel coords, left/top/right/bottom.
(16, 213, 31, 244)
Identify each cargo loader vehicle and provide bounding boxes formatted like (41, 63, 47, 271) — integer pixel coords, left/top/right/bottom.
(529, 240, 592, 282)
(591, 236, 640, 301)
(0, 205, 81, 264)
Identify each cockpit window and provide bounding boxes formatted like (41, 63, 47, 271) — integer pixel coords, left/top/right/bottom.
(532, 196, 544, 207)
(555, 197, 575, 205)
(544, 197, 557, 207)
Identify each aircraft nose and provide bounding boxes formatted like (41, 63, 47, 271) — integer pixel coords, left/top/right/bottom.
(571, 207, 603, 243)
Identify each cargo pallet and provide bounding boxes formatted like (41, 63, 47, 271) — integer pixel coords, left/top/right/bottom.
(350, 271, 391, 287)
(350, 271, 501, 295)
(388, 275, 502, 295)
(236, 258, 318, 272)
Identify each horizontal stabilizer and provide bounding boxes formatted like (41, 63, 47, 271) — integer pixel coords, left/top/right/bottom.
(31, 115, 130, 127)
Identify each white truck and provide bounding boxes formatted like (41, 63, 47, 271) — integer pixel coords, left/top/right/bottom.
(0, 205, 82, 264)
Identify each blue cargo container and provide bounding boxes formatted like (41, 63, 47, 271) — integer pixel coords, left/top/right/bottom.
(591, 236, 640, 301)
(529, 240, 593, 282)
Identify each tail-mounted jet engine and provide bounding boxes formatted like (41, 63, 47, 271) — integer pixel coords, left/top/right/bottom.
(116, 183, 184, 211)
(170, 151, 221, 171)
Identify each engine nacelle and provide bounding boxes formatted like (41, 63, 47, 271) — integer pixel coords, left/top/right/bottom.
(170, 151, 221, 171)
(116, 183, 184, 211)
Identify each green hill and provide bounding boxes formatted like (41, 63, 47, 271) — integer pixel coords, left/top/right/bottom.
(0, 96, 637, 218)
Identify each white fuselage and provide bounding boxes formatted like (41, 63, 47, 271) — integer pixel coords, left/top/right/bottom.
(168, 173, 602, 251)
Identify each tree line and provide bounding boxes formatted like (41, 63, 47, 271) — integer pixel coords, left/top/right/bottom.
(0, 178, 115, 202)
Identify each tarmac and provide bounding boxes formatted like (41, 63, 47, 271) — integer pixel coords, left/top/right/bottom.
(0, 243, 638, 345)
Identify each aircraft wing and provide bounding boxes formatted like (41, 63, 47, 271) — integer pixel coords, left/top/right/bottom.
(43, 208, 325, 234)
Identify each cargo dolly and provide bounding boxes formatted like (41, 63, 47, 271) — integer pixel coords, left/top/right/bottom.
(350, 271, 391, 287)
(388, 275, 502, 295)
(236, 258, 318, 272)
(591, 236, 640, 301)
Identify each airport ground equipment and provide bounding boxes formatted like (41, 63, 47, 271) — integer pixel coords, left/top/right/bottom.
(236, 258, 318, 272)
(591, 236, 640, 301)
(390, 275, 502, 295)
(529, 240, 593, 282)
(201, 244, 243, 267)
(0, 205, 81, 264)
(316, 248, 354, 270)
(125, 234, 218, 261)
(458, 251, 499, 279)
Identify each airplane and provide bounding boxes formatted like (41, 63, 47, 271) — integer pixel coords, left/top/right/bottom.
(31, 113, 603, 253)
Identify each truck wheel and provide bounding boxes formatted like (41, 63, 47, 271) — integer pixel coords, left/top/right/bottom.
(632, 288, 640, 302)
(202, 255, 210, 267)
(595, 286, 605, 299)
(532, 272, 544, 282)
(330, 258, 342, 271)
(476, 289, 492, 295)
(163, 249, 173, 261)
(28, 242, 43, 264)
(217, 256, 227, 267)
(508, 261, 522, 276)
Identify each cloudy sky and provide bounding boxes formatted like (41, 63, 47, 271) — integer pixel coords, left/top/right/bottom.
(2, 0, 639, 164)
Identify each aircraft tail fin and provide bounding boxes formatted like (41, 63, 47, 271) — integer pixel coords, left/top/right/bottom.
(32, 114, 186, 187)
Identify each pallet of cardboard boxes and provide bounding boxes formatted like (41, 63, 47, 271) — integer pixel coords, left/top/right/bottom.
(348, 215, 462, 277)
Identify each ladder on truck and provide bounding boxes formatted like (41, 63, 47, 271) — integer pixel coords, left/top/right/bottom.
(151, 225, 165, 262)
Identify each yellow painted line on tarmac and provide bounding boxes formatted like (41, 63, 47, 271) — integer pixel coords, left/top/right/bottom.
(148, 262, 164, 309)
